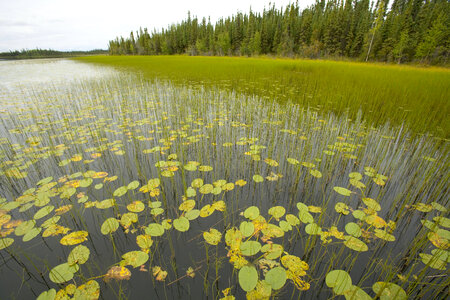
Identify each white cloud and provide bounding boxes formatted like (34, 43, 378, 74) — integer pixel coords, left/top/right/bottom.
(0, 0, 315, 52)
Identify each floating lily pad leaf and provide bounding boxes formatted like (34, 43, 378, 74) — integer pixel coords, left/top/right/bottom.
(431, 202, 447, 212)
(0, 238, 14, 250)
(309, 169, 322, 178)
(431, 249, 450, 263)
(60, 231, 88, 246)
(79, 178, 93, 188)
(240, 241, 261, 256)
(148, 201, 162, 209)
(203, 228, 222, 245)
(191, 178, 204, 188)
(302, 162, 316, 168)
(212, 201, 226, 211)
(113, 186, 127, 197)
(268, 206, 286, 220)
(1, 201, 20, 211)
(238, 265, 258, 292)
(305, 223, 322, 235)
(345, 223, 362, 238)
(261, 243, 283, 260)
(127, 201, 145, 213)
(308, 206, 322, 213)
(199, 184, 213, 194)
(184, 163, 197, 171)
(348, 172, 362, 181)
(136, 235, 153, 250)
(212, 186, 222, 195)
(121, 251, 149, 268)
(343, 285, 372, 300)
(362, 198, 381, 211)
(146, 223, 164, 237)
(60, 188, 76, 199)
(34, 205, 54, 220)
(19, 202, 34, 213)
(185, 209, 200, 220)
(265, 266, 286, 290)
(349, 179, 366, 189)
(223, 183, 235, 191)
(23, 227, 42, 242)
(299, 210, 314, 224)
(428, 231, 449, 249)
(73, 280, 100, 299)
(95, 198, 115, 209)
(262, 224, 285, 238)
(68, 245, 90, 265)
(344, 236, 368, 252)
(101, 218, 119, 235)
(374, 229, 396, 241)
(120, 212, 138, 228)
(162, 220, 172, 230)
(37, 289, 56, 300)
(252, 175, 264, 183)
(240, 221, 255, 237)
(15, 220, 36, 236)
(434, 217, 450, 228)
(151, 208, 164, 216)
(325, 270, 352, 295)
(352, 210, 366, 220)
(244, 206, 260, 220)
(37, 177, 53, 186)
(94, 183, 103, 190)
(335, 202, 350, 215)
(365, 215, 387, 228)
(49, 263, 79, 283)
(186, 187, 196, 198)
(296, 202, 308, 212)
(334, 187, 352, 196)
(235, 179, 247, 186)
(372, 282, 407, 300)
(279, 220, 292, 232)
(419, 253, 446, 270)
(127, 181, 140, 190)
(414, 203, 433, 212)
(161, 170, 174, 177)
(285, 214, 300, 226)
(173, 217, 190, 232)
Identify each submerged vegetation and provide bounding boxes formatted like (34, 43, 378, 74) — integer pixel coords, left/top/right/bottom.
(0, 58, 448, 299)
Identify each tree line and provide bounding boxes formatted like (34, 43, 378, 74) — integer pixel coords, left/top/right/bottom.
(108, 0, 449, 64)
(0, 49, 107, 60)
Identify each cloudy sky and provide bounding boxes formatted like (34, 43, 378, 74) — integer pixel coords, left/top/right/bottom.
(0, 0, 315, 52)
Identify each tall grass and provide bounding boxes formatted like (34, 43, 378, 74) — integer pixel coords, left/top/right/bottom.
(75, 55, 450, 137)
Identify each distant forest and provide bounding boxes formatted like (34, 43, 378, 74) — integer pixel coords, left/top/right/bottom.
(0, 49, 107, 60)
(109, 0, 449, 64)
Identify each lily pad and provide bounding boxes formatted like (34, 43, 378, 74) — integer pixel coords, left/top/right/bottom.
(113, 186, 127, 197)
(325, 270, 352, 295)
(240, 241, 262, 256)
(238, 265, 258, 292)
(334, 187, 352, 196)
(23, 227, 42, 242)
(60, 231, 88, 246)
(252, 175, 264, 183)
(203, 228, 222, 245)
(173, 217, 190, 232)
(268, 206, 286, 220)
(265, 266, 287, 290)
(0, 238, 14, 250)
(68, 245, 90, 265)
(49, 262, 79, 283)
(372, 282, 407, 300)
(146, 223, 165, 237)
(244, 206, 260, 220)
(121, 250, 149, 268)
(344, 236, 368, 252)
(240, 221, 255, 237)
(345, 223, 362, 238)
(101, 218, 119, 235)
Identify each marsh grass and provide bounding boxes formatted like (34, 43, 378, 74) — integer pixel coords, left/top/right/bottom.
(0, 61, 448, 299)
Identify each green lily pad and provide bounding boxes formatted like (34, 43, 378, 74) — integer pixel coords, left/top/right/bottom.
(268, 206, 286, 220)
(299, 210, 314, 223)
(173, 217, 190, 232)
(344, 236, 368, 252)
(325, 270, 352, 295)
(372, 282, 407, 300)
(23, 227, 42, 242)
(185, 209, 200, 220)
(101, 218, 119, 235)
(0, 238, 14, 250)
(343, 285, 372, 300)
(419, 253, 446, 270)
(240, 241, 262, 256)
(191, 178, 204, 188)
(127, 180, 140, 190)
(334, 187, 352, 196)
(309, 169, 322, 178)
(113, 186, 127, 197)
(279, 220, 292, 231)
(252, 175, 264, 183)
(49, 263, 79, 283)
(244, 206, 260, 220)
(36, 177, 53, 186)
(261, 243, 283, 260)
(265, 266, 287, 290)
(348, 172, 362, 180)
(127, 201, 145, 213)
(15, 220, 36, 236)
(285, 214, 300, 226)
(434, 217, 450, 228)
(68, 245, 90, 265)
(352, 210, 366, 220)
(240, 221, 255, 237)
(345, 222, 362, 238)
(362, 198, 381, 211)
(121, 250, 149, 268)
(305, 223, 322, 235)
(238, 265, 258, 292)
(335, 202, 350, 215)
(431, 202, 447, 212)
(374, 229, 396, 241)
(37, 289, 56, 300)
(199, 184, 213, 194)
(146, 223, 165, 237)
(203, 228, 222, 245)
(34, 205, 54, 220)
(186, 187, 196, 198)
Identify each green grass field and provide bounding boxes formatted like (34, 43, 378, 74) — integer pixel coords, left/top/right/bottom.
(75, 55, 450, 137)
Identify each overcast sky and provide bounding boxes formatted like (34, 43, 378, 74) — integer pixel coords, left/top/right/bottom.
(0, 0, 316, 52)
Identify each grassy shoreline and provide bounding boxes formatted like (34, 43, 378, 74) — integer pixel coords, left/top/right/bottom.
(74, 55, 450, 138)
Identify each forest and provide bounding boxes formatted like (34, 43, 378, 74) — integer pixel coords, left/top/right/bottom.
(108, 0, 449, 64)
(0, 49, 107, 60)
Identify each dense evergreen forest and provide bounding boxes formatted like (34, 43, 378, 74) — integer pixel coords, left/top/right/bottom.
(0, 49, 107, 60)
(109, 0, 449, 64)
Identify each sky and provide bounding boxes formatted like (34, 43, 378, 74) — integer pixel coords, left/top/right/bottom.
(0, 0, 315, 52)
